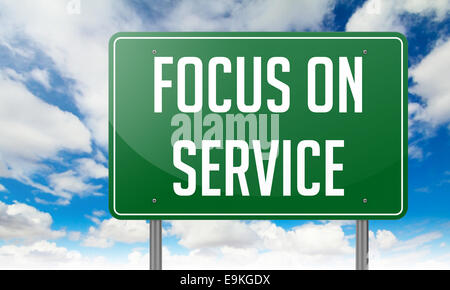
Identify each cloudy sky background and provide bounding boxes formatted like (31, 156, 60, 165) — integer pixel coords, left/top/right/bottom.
(0, 0, 449, 269)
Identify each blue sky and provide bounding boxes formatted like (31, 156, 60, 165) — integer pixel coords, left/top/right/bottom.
(0, 0, 449, 269)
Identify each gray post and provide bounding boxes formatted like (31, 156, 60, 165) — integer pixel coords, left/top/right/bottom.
(150, 220, 162, 270)
(356, 220, 369, 270)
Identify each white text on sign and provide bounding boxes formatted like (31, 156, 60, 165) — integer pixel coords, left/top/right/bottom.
(154, 56, 362, 197)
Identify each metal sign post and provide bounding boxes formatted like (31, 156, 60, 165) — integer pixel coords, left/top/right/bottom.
(356, 220, 369, 270)
(150, 220, 162, 270)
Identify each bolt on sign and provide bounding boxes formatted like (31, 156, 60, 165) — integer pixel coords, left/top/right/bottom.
(109, 32, 408, 220)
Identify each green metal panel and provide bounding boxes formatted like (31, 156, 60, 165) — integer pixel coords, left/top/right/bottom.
(109, 32, 408, 220)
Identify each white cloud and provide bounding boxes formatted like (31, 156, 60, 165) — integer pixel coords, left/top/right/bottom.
(11, 158, 104, 206)
(408, 144, 424, 160)
(408, 102, 432, 139)
(407, 38, 450, 158)
(85, 209, 106, 225)
(402, 0, 450, 21)
(160, 221, 448, 269)
(409, 39, 450, 128)
(370, 229, 398, 250)
(75, 158, 108, 179)
(2, 67, 26, 82)
(161, 245, 354, 270)
(1, 236, 447, 270)
(0, 240, 83, 269)
(346, 0, 405, 32)
(0, 219, 447, 269)
(0, 37, 35, 59)
(393, 231, 442, 252)
(68, 231, 81, 242)
(28, 68, 51, 90)
(92, 210, 106, 217)
(167, 220, 353, 257)
(371, 250, 450, 270)
(259, 221, 353, 255)
(0, 239, 130, 269)
(82, 218, 149, 248)
(47, 170, 102, 201)
(346, 0, 450, 32)
(346, 1, 450, 159)
(0, 0, 144, 148)
(85, 215, 101, 226)
(0, 184, 6, 192)
(0, 239, 149, 269)
(5, 67, 50, 90)
(156, 0, 335, 31)
(368, 229, 446, 270)
(39, 157, 107, 204)
(370, 228, 442, 254)
(94, 150, 107, 164)
(0, 70, 91, 190)
(168, 220, 260, 249)
(0, 200, 65, 242)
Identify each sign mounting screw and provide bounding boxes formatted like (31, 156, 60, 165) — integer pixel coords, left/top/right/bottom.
(152, 49, 157, 55)
(362, 198, 368, 204)
(363, 49, 367, 55)
(152, 198, 157, 203)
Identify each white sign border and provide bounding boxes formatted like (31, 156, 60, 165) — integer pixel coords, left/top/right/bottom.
(112, 35, 405, 218)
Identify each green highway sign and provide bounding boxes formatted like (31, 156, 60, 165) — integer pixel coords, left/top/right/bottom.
(109, 32, 407, 220)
